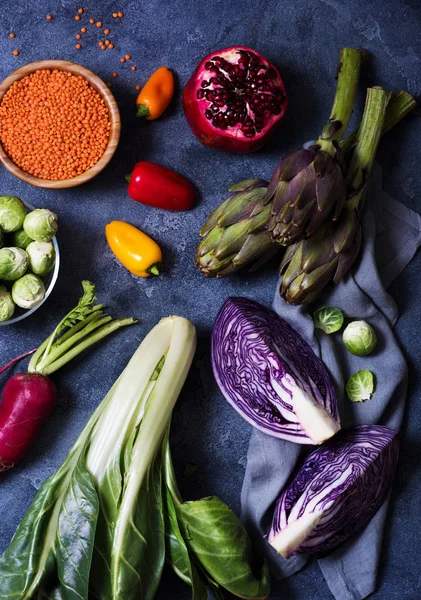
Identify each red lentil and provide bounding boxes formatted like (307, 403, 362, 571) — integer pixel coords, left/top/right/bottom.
(75, 43, 82, 49)
(107, 82, 112, 88)
(75, 15, 81, 21)
(136, 85, 141, 90)
(89, 18, 95, 24)
(112, 12, 118, 17)
(108, 43, 114, 49)
(104, 28, 110, 34)
(120, 57, 125, 63)
(112, 71, 118, 77)
(96, 21, 102, 27)
(118, 12, 123, 17)
(46, 14, 53, 20)
(12, 50, 19, 56)
(0, 69, 111, 180)
(131, 66, 136, 71)
(9, 33, 16, 39)
(77, 7, 84, 13)
(125, 54, 131, 60)
(105, 39, 110, 45)
(81, 27, 87, 33)
(76, 33, 82, 40)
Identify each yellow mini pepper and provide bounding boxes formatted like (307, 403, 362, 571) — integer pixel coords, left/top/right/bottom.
(136, 66, 174, 120)
(106, 221, 162, 278)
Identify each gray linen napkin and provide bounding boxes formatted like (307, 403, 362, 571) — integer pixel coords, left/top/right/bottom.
(240, 165, 421, 600)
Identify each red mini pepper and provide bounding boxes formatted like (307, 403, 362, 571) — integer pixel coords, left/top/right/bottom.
(126, 162, 195, 210)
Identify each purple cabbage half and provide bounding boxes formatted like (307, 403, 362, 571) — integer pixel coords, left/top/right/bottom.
(211, 297, 340, 444)
(268, 425, 399, 558)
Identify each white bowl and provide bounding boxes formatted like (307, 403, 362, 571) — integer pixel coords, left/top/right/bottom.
(0, 200, 60, 326)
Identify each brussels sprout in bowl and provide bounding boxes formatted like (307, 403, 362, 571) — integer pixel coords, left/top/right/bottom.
(0, 200, 59, 326)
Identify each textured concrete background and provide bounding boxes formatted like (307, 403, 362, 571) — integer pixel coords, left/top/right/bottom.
(0, 1, 420, 598)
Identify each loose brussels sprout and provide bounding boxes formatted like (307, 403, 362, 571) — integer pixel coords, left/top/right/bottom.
(0, 247, 29, 281)
(10, 228, 34, 250)
(0, 285, 15, 322)
(346, 370, 375, 402)
(27, 241, 56, 276)
(313, 306, 344, 334)
(11, 274, 45, 309)
(0, 196, 26, 232)
(23, 209, 58, 242)
(342, 320, 377, 356)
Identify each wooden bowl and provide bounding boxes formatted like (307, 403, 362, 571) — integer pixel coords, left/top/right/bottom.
(0, 60, 121, 188)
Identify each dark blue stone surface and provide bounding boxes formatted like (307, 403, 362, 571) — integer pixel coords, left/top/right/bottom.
(0, 1, 420, 598)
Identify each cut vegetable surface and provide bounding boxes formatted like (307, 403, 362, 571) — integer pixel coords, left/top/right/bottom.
(212, 297, 340, 444)
(313, 306, 344, 334)
(346, 369, 375, 402)
(268, 425, 399, 558)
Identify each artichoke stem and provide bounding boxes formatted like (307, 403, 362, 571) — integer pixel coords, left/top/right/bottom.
(340, 90, 417, 155)
(346, 87, 391, 209)
(317, 48, 367, 155)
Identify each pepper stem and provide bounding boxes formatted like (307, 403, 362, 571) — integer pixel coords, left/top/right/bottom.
(317, 48, 367, 154)
(147, 264, 160, 276)
(346, 87, 391, 209)
(340, 90, 416, 155)
(124, 174, 132, 184)
(136, 104, 150, 119)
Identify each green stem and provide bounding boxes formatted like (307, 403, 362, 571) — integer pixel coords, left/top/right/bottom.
(346, 87, 391, 208)
(124, 174, 132, 184)
(147, 264, 160, 276)
(341, 90, 416, 155)
(33, 316, 114, 373)
(136, 104, 150, 119)
(163, 428, 183, 507)
(53, 306, 105, 346)
(317, 48, 367, 154)
(35, 318, 136, 376)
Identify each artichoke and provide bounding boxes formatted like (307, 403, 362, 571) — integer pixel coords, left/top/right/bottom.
(280, 87, 391, 305)
(196, 179, 278, 277)
(266, 48, 366, 246)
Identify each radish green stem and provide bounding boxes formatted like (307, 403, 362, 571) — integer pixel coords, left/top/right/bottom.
(35, 318, 136, 376)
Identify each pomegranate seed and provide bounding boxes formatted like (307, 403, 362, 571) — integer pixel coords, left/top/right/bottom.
(205, 109, 213, 120)
(201, 80, 209, 88)
(197, 89, 205, 99)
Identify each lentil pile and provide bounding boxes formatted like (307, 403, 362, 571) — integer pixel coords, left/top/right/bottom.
(0, 69, 111, 180)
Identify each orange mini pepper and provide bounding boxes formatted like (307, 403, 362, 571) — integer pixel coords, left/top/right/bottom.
(136, 66, 174, 120)
(106, 221, 162, 278)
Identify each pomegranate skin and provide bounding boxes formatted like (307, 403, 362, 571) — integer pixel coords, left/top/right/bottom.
(183, 46, 288, 153)
(0, 373, 57, 471)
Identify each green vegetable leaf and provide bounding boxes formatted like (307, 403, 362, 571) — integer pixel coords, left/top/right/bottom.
(178, 498, 270, 600)
(313, 306, 344, 334)
(55, 456, 99, 600)
(346, 370, 375, 402)
(54, 281, 97, 334)
(342, 320, 377, 356)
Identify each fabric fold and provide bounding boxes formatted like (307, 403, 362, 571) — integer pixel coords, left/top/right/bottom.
(241, 165, 421, 599)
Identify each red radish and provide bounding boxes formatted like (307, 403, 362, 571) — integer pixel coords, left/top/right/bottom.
(182, 46, 288, 153)
(0, 373, 56, 471)
(0, 280, 135, 472)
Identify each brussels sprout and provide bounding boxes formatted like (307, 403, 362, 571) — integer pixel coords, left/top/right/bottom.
(0, 247, 29, 281)
(23, 209, 58, 242)
(0, 285, 15, 322)
(11, 274, 45, 309)
(10, 228, 34, 250)
(345, 370, 375, 402)
(0, 196, 26, 232)
(27, 241, 56, 276)
(313, 306, 344, 334)
(342, 320, 377, 356)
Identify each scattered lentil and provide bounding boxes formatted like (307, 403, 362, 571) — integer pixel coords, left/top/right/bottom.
(9, 33, 15, 39)
(112, 12, 118, 17)
(112, 71, 118, 77)
(125, 54, 131, 60)
(118, 12, 123, 17)
(0, 69, 111, 180)
(12, 50, 19, 56)
(107, 82, 112, 88)
(75, 15, 81, 21)
(46, 14, 53, 20)
(76, 33, 82, 40)
(75, 43, 82, 49)
(120, 57, 125, 63)
(98, 41, 105, 48)
(96, 21, 102, 27)
(136, 85, 141, 91)
(104, 28, 110, 34)
(105, 39, 110, 45)
(81, 27, 87, 33)
(131, 66, 136, 71)
(108, 43, 114, 49)
(89, 18, 95, 24)
(77, 7, 84, 13)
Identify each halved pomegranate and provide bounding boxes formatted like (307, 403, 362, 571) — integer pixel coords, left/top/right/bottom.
(182, 46, 287, 153)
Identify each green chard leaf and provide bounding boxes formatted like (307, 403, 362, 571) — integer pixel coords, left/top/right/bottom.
(178, 498, 270, 600)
